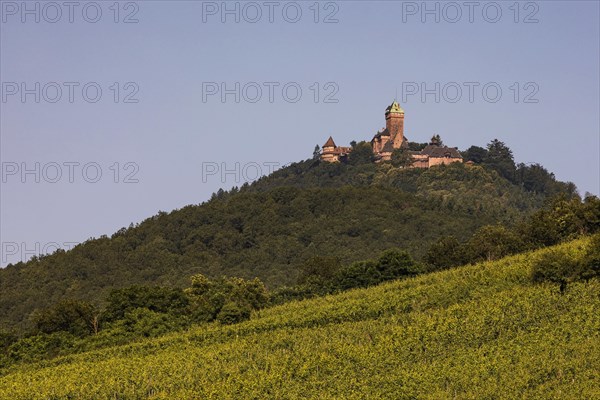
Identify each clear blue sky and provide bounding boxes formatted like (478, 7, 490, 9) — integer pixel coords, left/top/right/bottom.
(1, 0, 599, 265)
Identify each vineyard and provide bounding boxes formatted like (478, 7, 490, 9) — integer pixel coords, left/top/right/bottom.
(1, 237, 599, 399)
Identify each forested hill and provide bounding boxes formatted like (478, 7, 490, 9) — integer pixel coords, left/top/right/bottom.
(0, 149, 577, 331)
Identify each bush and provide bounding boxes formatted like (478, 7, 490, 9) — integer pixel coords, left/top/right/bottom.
(531, 235, 600, 290)
(297, 257, 342, 286)
(104, 286, 190, 322)
(31, 300, 97, 337)
(465, 225, 525, 263)
(7, 332, 75, 363)
(269, 285, 319, 305)
(580, 234, 600, 280)
(334, 249, 420, 291)
(216, 302, 251, 325)
(531, 248, 584, 290)
(335, 260, 379, 290)
(424, 236, 467, 271)
(120, 308, 187, 338)
(185, 275, 268, 324)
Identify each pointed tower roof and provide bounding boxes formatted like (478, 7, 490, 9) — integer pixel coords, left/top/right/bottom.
(323, 136, 336, 147)
(385, 100, 404, 115)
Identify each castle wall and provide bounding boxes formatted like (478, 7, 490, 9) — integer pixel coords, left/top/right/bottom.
(372, 139, 380, 153)
(321, 153, 339, 162)
(411, 154, 429, 169)
(428, 157, 463, 167)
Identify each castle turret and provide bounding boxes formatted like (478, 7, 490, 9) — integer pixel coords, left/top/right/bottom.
(323, 136, 336, 152)
(385, 101, 405, 148)
(321, 136, 338, 162)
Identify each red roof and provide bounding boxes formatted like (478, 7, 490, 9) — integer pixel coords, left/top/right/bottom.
(323, 136, 336, 147)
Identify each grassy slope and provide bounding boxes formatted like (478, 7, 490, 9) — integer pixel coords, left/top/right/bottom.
(1, 238, 598, 399)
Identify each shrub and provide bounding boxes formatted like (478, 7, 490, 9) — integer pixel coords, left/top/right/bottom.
(334, 249, 421, 291)
(531, 235, 600, 290)
(335, 260, 379, 290)
(424, 236, 467, 271)
(104, 286, 189, 322)
(216, 302, 251, 325)
(269, 285, 318, 305)
(7, 332, 75, 363)
(530, 248, 583, 290)
(297, 257, 342, 286)
(30, 300, 97, 337)
(580, 234, 600, 280)
(121, 308, 186, 338)
(185, 275, 268, 324)
(465, 225, 525, 262)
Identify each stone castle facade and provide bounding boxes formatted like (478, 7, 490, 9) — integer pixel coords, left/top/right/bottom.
(321, 101, 463, 168)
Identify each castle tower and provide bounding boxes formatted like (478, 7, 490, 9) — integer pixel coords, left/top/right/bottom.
(385, 101, 405, 148)
(321, 136, 338, 162)
(323, 136, 336, 152)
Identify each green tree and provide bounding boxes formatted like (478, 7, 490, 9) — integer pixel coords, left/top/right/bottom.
(313, 145, 321, 159)
(0, 330, 17, 353)
(531, 234, 600, 291)
(104, 286, 189, 322)
(425, 236, 467, 270)
(298, 256, 342, 286)
(375, 248, 421, 280)
(120, 308, 185, 338)
(5, 332, 75, 363)
(347, 141, 373, 165)
(430, 134, 443, 146)
(580, 234, 600, 280)
(483, 139, 516, 181)
(335, 260, 379, 290)
(391, 148, 414, 168)
(407, 141, 428, 151)
(462, 145, 488, 164)
(518, 195, 599, 247)
(530, 248, 583, 292)
(465, 225, 524, 262)
(31, 300, 97, 337)
(334, 249, 419, 290)
(216, 302, 251, 325)
(185, 274, 268, 324)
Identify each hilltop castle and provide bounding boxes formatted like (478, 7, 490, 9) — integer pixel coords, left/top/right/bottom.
(321, 101, 462, 168)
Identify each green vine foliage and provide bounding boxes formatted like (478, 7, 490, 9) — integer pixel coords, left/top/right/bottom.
(1, 238, 599, 398)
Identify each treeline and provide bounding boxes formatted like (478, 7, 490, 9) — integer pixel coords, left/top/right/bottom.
(248, 139, 575, 200)
(295, 138, 577, 199)
(425, 194, 600, 273)
(1, 275, 270, 367)
(271, 249, 422, 304)
(0, 248, 422, 367)
(462, 139, 578, 197)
